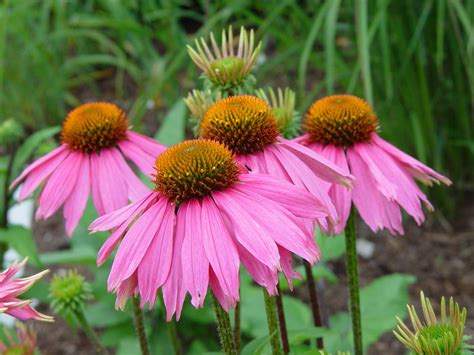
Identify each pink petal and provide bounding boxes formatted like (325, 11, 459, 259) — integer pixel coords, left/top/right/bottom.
(6, 303, 52, 322)
(229, 187, 319, 264)
(138, 201, 175, 308)
(108, 147, 149, 201)
(201, 196, 240, 303)
(212, 190, 280, 271)
(35, 151, 83, 220)
(278, 246, 302, 291)
(90, 153, 105, 215)
(17, 147, 70, 202)
(63, 153, 90, 236)
(180, 200, 209, 308)
(126, 131, 166, 157)
(237, 173, 329, 219)
(118, 139, 156, 178)
(277, 137, 354, 187)
(347, 147, 404, 235)
(11, 145, 68, 189)
(162, 207, 187, 321)
(114, 274, 138, 311)
(108, 198, 170, 289)
(209, 269, 235, 312)
(371, 134, 451, 186)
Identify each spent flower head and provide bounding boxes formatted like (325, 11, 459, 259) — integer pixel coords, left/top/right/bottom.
(187, 26, 261, 92)
(49, 270, 92, 323)
(393, 291, 469, 354)
(184, 90, 222, 135)
(256, 87, 300, 138)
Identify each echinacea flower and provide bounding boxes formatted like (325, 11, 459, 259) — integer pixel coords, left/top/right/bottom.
(199, 95, 354, 232)
(0, 259, 52, 322)
(0, 323, 37, 355)
(187, 26, 261, 88)
(297, 94, 451, 234)
(89, 139, 328, 319)
(11, 102, 166, 235)
(393, 291, 468, 354)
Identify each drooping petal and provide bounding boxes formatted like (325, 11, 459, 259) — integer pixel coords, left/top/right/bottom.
(35, 151, 83, 220)
(201, 196, 240, 304)
(108, 198, 170, 289)
(278, 246, 302, 291)
(371, 134, 451, 186)
(347, 147, 404, 235)
(118, 139, 157, 178)
(126, 131, 166, 158)
(228, 187, 320, 264)
(212, 190, 280, 271)
(108, 147, 149, 201)
(114, 274, 138, 311)
(11, 145, 69, 190)
(237, 173, 328, 219)
(180, 200, 209, 308)
(63, 153, 90, 236)
(209, 269, 236, 312)
(6, 302, 53, 322)
(162, 207, 187, 321)
(277, 137, 354, 187)
(137, 200, 175, 308)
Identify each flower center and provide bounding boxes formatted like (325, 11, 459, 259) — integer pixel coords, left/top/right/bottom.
(153, 139, 240, 204)
(304, 94, 379, 146)
(61, 102, 128, 153)
(200, 95, 279, 155)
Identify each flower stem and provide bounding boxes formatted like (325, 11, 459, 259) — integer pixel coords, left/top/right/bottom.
(212, 294, 237, 355)
(275, 284, 290, 354)
(74, 309, 105, 354)
(263, 289, 283, 355)
(345, 207, 363, 355)
(303, 261, 324, 349)
(168, 318, 181, 355)
(132, 297, 150, 355)
(234, 301, 241, 353)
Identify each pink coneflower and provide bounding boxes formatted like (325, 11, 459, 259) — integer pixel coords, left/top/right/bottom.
(199, 95, 355, 232)
(297, 94, 451, 234)
(0, 259, 53, 322)
(11, 102, 166, 235)
(89, 139, 328, 319)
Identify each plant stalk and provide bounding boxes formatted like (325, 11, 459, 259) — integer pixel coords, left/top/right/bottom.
(263, 289, 283, 355)
(212, 294, 237, 355)
(345, 207, 363, 354)
(275, 284, 290, 354)
(303, 261, 324, 349)
(168, 318, 181, 355)
(132, 297, 150, 355)
(75, 309, 105, 354)
(234, 301, 241, 353)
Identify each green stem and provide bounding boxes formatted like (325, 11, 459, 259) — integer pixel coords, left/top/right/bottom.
(263, 290, 283, 355)
(132, 297, 150, 355)
(75, 309, 105, 354)
(212, 294, 237, 355)
(168, 318, 181, 355)
(275, 285, 290, 354)
(234, 301, 241, 353)
(345, 207, 363, 355)
(303, 261, 324, 349)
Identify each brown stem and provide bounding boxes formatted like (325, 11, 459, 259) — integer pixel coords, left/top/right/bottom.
(275, 284, 290, 354)
(303, 261, 324, 349)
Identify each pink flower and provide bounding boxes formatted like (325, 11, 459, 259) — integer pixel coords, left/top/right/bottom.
(89, 139, 328, 319)
(11, 102, 166, 235)
(298, 94, 451, 234)
(199, 95, 354, 233)
(0, 259, 53, 322)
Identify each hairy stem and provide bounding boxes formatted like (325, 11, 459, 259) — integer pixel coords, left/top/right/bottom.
(212, 294, 237, 355)
(345, 207, 363, 354)
(234, 301, 241, 353)
(132, 297, 150, 355)
(75, 309, 105, 354)
(275, 285, 290, 354)
(263, 290, 283, 355)
(168, 318, 181, 355)
(303, 261, 324, 349)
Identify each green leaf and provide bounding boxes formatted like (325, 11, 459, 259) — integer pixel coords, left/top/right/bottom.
(0, 225, 42, 267)
(154, 100, 187, 145)
(11, 126, 60, 181)
(316, 231, 346, 261)
(39, 244, 97, 265)
(279, 264, 338, 291)
(241, 334, 271, 355)
(86, 302, 130, 327)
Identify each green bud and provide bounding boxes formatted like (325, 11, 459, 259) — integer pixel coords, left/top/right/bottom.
(0, 119, 24, 146)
